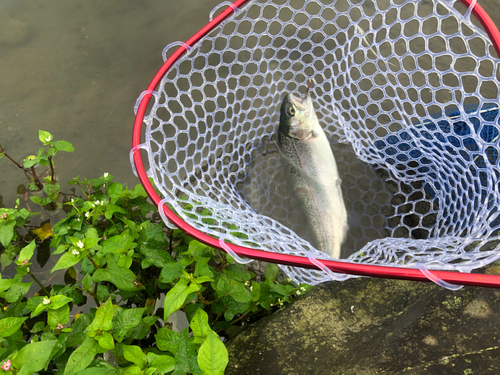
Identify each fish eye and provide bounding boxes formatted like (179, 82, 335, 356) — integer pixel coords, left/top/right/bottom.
(288, 106, 296, 116)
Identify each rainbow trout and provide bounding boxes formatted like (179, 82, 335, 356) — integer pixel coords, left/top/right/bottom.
(277, 92, 348, 258)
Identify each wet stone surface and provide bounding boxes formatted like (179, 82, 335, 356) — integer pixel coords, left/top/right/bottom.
(226, 263, 500, 374)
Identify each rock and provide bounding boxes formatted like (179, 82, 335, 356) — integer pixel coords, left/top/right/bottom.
(226, 266, 500, 374)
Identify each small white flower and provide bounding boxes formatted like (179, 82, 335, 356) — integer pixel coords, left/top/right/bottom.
(45, 136, 51, 142)
(76, 240, 84, 249)
(71, 198, 74, 203)
(103, 172, 109, 178)
(249, 286, 253, 291)
(244, 281, 250, 286)
(77, 218, 80, 221)
(85, 212, 90, 218)
(296, 291, 301, 296)
(286, 278, 292, 283)
(71, 249, 80, 256)
(42, 297, 50, 305)
(300, 287, 306, 292)
(91, 202, 95, 207)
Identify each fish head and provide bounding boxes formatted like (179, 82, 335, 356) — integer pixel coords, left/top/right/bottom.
(279, 93, 316, 141)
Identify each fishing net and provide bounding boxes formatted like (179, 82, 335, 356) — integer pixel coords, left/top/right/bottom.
(136, 0, 500, 285)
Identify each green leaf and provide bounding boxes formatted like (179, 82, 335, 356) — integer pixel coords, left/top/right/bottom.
(0, 276, 18, 292)
(65, 336, 99, 375)
(51, 250, 88, 273)
(104, 204, 128, 220)
(128, 184, 148, 199)
(120, 365, 142, 375)
(47, 295, 73, 310)
(30, 321, 45, 333)
(102, 234, 136, 255)
(96, 285, 111, 302)
(0, 220, 16, 247)
(140, 246, 173, 268)
(194, 257, 214, 278)
(122, 344, 147, 369)
(87, 298, 115, 332)
(0, 317, 28, 337)
(265, 263, 279, 284)
(173, 328, 201, 375)
(52, 140, 75, 152)
(72, 368, 115, 375)
(229, 281, 252, 303)
(197, 331, 228, 375)
(155, 327, 180, 353)
(163, 278, 201, 320)
(82, 274, 93, 293)
(48, 304, 70, 327)
(214, 273, 230, 296)
(96, 331, 115, 350)
(184, 240, 209, 258)
(190, 309, 211, 338)
(84, 227, 101, 249)
(30, 195, 52, 206)
(147, 352, 175, 373)
(159, 262, 183, 283)
(92, 254, 144, 292)
(44, 182, 61, 201)
(39, 130, 53, 144)
(0, 282, 32, 303)
(18, 240, 36, 264)
(111, 307, 146, 342)
(11, 339, 57, 375)
(251, 281, 260, 301)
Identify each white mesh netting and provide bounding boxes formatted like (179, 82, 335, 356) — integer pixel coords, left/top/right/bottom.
(140, 0, 500, 285)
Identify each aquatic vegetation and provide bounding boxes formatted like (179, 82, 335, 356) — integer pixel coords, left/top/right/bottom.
(0, 131, 311, 374)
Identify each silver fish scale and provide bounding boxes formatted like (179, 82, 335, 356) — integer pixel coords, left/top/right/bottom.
(144, 0, 500, 285)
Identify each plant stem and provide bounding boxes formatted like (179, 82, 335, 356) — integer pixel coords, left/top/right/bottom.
(30, 166, 44, 190)
(92, 282, 101, 307)
(29, 270, 50, 295)
(212, 310, 224, 327)
(0, 143, 25, 170)
(229, 309, 257, 326)
(87, 254, 99, 270)
(196, 291, 213, 305)
(48, 156, 55, 183)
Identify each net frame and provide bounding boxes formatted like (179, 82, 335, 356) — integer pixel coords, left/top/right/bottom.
(131, 0, 500, 288)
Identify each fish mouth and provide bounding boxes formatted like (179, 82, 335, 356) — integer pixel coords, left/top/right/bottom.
(289, 93, 308, 111)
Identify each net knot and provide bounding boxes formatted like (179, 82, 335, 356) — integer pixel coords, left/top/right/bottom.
(209, 1, 239, 22)
(417, 265, 464, 291)
(158, 198, 178, 230)
(134, 90, 158, 115)
(129, 143, 150, 178)
(307, 251, 349, 281)
(218, 236, 253, 264)
(162, 42, 192, 63)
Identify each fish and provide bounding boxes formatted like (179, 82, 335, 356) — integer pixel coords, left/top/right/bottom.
(277, 91, 348, 259)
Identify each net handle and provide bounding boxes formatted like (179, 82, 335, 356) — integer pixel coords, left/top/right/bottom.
(132, 0, 500, 289)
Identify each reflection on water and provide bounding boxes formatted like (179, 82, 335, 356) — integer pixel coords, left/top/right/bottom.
(239, 139, 394, 258)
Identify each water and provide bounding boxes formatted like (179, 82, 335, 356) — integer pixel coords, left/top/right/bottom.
(0, 0, 222, 209)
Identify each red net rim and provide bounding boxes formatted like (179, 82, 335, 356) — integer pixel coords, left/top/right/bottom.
(132, 0, 500, 288)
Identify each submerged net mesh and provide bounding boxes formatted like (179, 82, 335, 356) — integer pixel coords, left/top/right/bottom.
(143, 0, 500, 285)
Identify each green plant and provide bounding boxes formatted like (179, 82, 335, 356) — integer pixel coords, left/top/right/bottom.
(0, 131, 311, 374)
